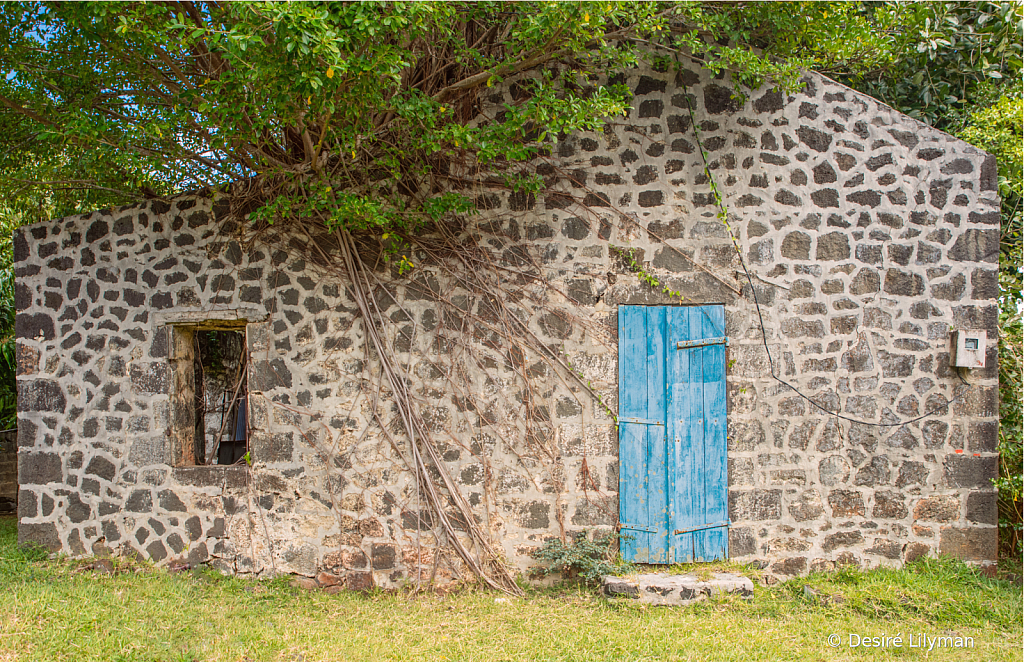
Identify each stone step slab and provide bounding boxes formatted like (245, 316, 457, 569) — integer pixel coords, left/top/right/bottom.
(603, 572, 754, 606)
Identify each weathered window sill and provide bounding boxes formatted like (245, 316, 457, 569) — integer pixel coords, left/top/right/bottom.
(171, 465, 248, 489)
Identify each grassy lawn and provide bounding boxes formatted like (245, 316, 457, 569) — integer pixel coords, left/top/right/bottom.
(0, 517, 1020, 662)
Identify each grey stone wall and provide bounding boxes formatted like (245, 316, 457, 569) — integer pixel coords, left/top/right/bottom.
(15, 58, 999, 583)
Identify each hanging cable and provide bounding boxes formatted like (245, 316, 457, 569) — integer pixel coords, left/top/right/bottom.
(678, 75, 970, 429)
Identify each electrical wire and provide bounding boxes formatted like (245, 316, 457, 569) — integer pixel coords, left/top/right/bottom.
(679, 77, 974, 429)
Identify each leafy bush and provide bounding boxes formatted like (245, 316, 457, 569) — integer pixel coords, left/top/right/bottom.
(530, 532, 632, 584)
(996, 306, 1022, 556)
(0, 216, 17, 430)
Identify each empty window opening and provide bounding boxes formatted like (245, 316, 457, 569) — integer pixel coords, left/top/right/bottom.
(196, 329, 248, 465)
(171, 325, 248, 466)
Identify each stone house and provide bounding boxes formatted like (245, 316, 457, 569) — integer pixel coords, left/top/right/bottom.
(14, 57, 1000, 587)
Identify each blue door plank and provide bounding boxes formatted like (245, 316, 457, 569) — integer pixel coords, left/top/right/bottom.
(707, 306, 729, 560)
(686, 307, 708, 560)
(619, 307, 647, 419)
(619, 306, 650, 562)
(646, 306, 668, 562)
(665, 308, 680, 563)
(619, 421, 651, 561)
(668, 306, 694, 562)
(696, 306, 729, 561)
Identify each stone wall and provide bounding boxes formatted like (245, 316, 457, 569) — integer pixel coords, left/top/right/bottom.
(15, 58, 999, 582)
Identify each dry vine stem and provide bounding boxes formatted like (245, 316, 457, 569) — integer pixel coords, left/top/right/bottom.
(220, 57, 747, 590)
(336, 228, 522, 596)
(231, 155, 724, 591)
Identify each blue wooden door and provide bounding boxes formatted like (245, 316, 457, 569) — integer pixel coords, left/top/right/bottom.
(618, 305, 728, 563)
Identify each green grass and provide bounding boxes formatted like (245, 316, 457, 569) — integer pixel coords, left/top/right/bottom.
(0, 516, 1020, 662)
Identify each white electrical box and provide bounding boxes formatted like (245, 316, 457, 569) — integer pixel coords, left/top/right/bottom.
(949, 329, 986, 369)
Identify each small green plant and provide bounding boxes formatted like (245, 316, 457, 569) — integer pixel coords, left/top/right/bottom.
(530, 531, 632, 584)
(610, 246, 693, 303)
(381, 232, 417, 275)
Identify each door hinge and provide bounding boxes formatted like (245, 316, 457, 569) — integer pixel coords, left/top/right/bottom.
(619, 417, 664, 426)
(673, 520, 730, 535)
(676, 336, 728, 350)
(620, 523, 658, 533)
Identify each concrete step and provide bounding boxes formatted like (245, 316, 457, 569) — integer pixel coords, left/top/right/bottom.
(602, 572, 754, 606)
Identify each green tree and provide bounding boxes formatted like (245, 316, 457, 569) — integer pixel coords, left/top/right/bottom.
(0, 2, 924, 230)
(0, 211, 15, 429)
(840, 1, 1023, 558)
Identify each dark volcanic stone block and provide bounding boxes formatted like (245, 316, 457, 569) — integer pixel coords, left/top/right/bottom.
(252, 358, 293, 390)
(980, 154, 997, 190)
(150, 292, 173, 309)
(822, 531, 863, 552)
(872, 491, 908, 519)
(853, 456, 891, 487)
(16, 313, 55, 341)
(815, 232, 850, 260)
(17, 380, 66, 412)
(18, 490, 37, 518)
(775, 190, 800, 206)
(86, 220, 109, 243)
(13, 229, 29, 263)
(865, 539, 902, 559)
(828, 489, 865, 517)
(810, 189, 839, 208)
(781, 232, 811, 260)
(638, 99, 663, 118)
(85, 456, 117, 482)
(883, 269, 924, 296)
(371, 543, 396, 570)
(865, 153, 893, 171)
(634, 75, 666, 95)
(146, 539, 168, 562)
(796, 126, 832, 152)
(849, 268, 879, 294)
(965, 491, 997, 525)
(125, 490, 153, 513)
(812, 162, 837, 184)
(729, 489, 782, 521)
(667, 115, 692, 134)
(948, 229, 999, 263)
(158, 490, 187, 512)
(19, 522, 61, 552)
(940, 158, 974, 175)
(251, 432, 295, 463)
(66, 493, 91, 523)
(571, 496, 616, 526)
(939, 526, 996, 561)
(772, 557, 807, 576)
(846, 190, 881, 208)
(944, 455, 997, 489)
(729, 527, 757, 556)
(704, 84, 742, 114)
(638, 190, 663, 207)
(172, 466, 248, 489)
(753, 88, 783, 113)
(129, 363, 170, 394)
